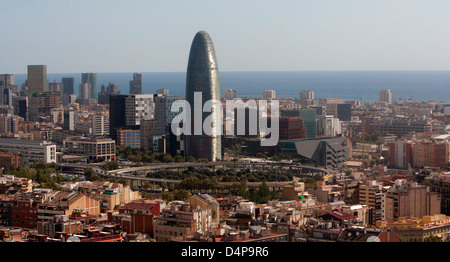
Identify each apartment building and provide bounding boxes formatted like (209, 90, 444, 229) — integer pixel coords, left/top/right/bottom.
(117, 199, 162, 236)
(153, 202, 212, 242)
(423, 172, 450, 216)
(386, 179, 441, 221)
(359, 181, 388, 222)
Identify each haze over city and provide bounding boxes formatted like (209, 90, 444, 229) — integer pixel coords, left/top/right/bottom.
(2, 0, 450, 73)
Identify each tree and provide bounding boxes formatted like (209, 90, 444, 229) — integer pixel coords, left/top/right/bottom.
(186, 156, 196, 162)
(174, 189, 190, 201)
(103, 161, 119, 171)
(174, 155, 184, 162)
(84, 168, 94, 177)
(161, 192, 174, 201)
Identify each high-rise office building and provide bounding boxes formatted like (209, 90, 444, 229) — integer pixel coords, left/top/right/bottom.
(380, 89, 393, 104)
(63, 109, 79, 131)
(27, 65, 48, 121)
(0, 74, 16, 105)
(155, 95, 185, 135)
(185, 31, 221, 161)
(81, 73, 98, 100)
(79, 83, 92, 99)
(337, 103, 352, 122)
(317, 115, 342, 137)
(12, 97, 27, 120)
(279, 116, 306, 140)
(0, 74, 15, 89)
(129, 73, 142, 94)
(98, 83, 121, 105)
(109, 94, 155, 141)
(27, 65, 48, 94)
(281, 109, 317, 138)
(62, 77, 75, 95)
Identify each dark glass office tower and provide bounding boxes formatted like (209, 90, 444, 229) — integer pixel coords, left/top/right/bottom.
(185, 31, 221, 161)
(62, 77, 75, 95)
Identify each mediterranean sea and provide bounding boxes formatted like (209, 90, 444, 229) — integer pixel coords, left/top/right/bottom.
(13, 71, 450, 103)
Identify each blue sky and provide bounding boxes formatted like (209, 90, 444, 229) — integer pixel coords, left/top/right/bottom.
(2, 0, 450, 73)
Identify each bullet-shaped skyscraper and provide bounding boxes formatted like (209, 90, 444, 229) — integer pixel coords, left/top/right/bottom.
(185, 31, 221, 161)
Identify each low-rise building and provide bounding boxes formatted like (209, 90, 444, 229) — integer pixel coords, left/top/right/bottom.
(0, 138, 56, 164)
(63, 136, 116, 161)
(376, 214, 450, 242)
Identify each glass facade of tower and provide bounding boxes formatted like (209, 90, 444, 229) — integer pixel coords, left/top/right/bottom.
(62, 77, 75, 95)
(81, 73, 98, 100)
(185, 31, 221, 161)
(281, 109, 317, 138)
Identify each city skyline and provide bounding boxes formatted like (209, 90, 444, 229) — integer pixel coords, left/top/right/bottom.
(3, 1, 450, 73)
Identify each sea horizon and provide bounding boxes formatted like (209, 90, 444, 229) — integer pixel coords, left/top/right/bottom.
(11, 70, 450, 103)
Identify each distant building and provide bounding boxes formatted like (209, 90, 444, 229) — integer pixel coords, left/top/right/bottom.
(62, 77, 75, 95)
(317, 115, 342, 137)
(81, 72, 98, 100)
(63, 136, 115, 161)
(156, 89, 169, 97)
(63, 109, 78, 131)
(300, 90, 314, 106)
(233, 107, 260, 138)
(0, 74, 16, 93)
(92, 114, 109, 136)
(337, 103, 352, 122)
(155, 95, 185, 136)
(0, 152, 22, 170)
(280, 136, 350, 168)
(78, 83, 91, 99)
(0, 138, 56, 164)
(279, 116, 306, 140)
(380, 89, 393, 104)
(140, 119, 158, 150)
(263, 90, 276, 99)
(109, 94, 155, 141)
(129, 73, 142, 94)
(281, 109, 317, 138)
(116, 128, 140, 148)
(374, 117, 432, 136)
(12, 96, 27, 120)
(389, 140, 413, 169)
(98, 82, 121, 105)
(224, 89, 237, 100)
(27, 65, 48, 121)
